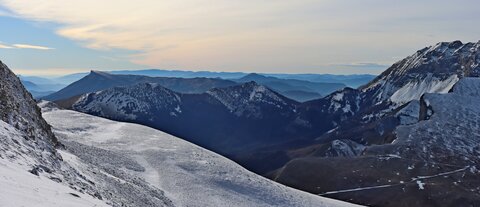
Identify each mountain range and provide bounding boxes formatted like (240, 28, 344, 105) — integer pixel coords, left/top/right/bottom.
(3, 40, 480, 207)
(44, 71, 348, 102)
(43, 70, 374, 87)
(21, 69, 373, 101)
(43, 71, 238, 101)
(0, 60, 357, 206)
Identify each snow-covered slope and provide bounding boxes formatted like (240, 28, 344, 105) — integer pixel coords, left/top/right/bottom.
(41, 106, 359, 207)
(73, 83, 182, 119)
(394, 77, 480, 163)
(0, 60, 108, 206)
(362, 40, 480, 105)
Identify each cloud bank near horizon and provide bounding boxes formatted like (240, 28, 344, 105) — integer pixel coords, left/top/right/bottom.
(0, 42, 54, 50)
(0, 0, 479, 74)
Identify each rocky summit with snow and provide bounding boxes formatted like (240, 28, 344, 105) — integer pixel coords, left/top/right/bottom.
(275, 77, 480, 207)
(362, 40, 479, 105)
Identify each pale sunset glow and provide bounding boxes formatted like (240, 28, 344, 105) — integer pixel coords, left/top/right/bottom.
(0, 0, 479, 75)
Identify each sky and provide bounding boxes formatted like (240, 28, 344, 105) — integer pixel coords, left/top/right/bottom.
(0, 0, 479, 76)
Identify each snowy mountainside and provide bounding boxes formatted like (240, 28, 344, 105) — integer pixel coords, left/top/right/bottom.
(271, 41, 480, 207)
(73, 83, 182, 119)
(0, 61, 58, 148)
(0, 121, 109, 207)
(206, 81, 298, 118)
(307, 40, 480, 137)
(1, 60, 176, 206)
(394, 77, 480, 163)
(304, 41, 480, 148)
(41, 105, 359, 207)
(275, 77, 480, 207)
(68, 81, 308, 167)
(0, 60, 105, 206)
(0, 121, 108, 207)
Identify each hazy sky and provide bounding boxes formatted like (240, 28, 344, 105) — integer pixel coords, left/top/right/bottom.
(0, 0, 479, 76)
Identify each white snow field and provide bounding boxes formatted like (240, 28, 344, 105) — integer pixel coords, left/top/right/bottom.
(42, 106, 360, 207)
(0, 120, 109, 207)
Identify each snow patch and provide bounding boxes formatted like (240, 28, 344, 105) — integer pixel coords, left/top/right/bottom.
(390, 74, 459, 105)
(416, 180, 425, 190)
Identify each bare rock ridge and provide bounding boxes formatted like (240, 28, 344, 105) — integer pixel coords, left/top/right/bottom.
(0, 60, 58, 147)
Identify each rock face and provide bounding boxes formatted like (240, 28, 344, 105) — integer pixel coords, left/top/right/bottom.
(0, 61, 58, 147)
(0, 60, 62, 175)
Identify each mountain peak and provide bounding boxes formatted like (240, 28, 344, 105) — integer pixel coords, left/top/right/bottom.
(243, 73, 265, 78)
(207, 82, 297, 118)
(89, 70, 112, 77)
(73, 82, 182, 119)
(238, 73, 276, 82)
(242, 80, 262, 87)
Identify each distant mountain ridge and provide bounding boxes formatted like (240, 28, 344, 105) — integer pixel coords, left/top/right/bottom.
(45, 70, 349, 103)
(43, 71, 238, 101)
(234, 73, 346, 101)
(29, 70, 374, 89)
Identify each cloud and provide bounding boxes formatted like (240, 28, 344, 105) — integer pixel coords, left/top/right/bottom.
(12, 44, 54, 50)
(0, 0, 479, 73)
(0, 42, 54, 50)
(0, 43, 13, 49)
